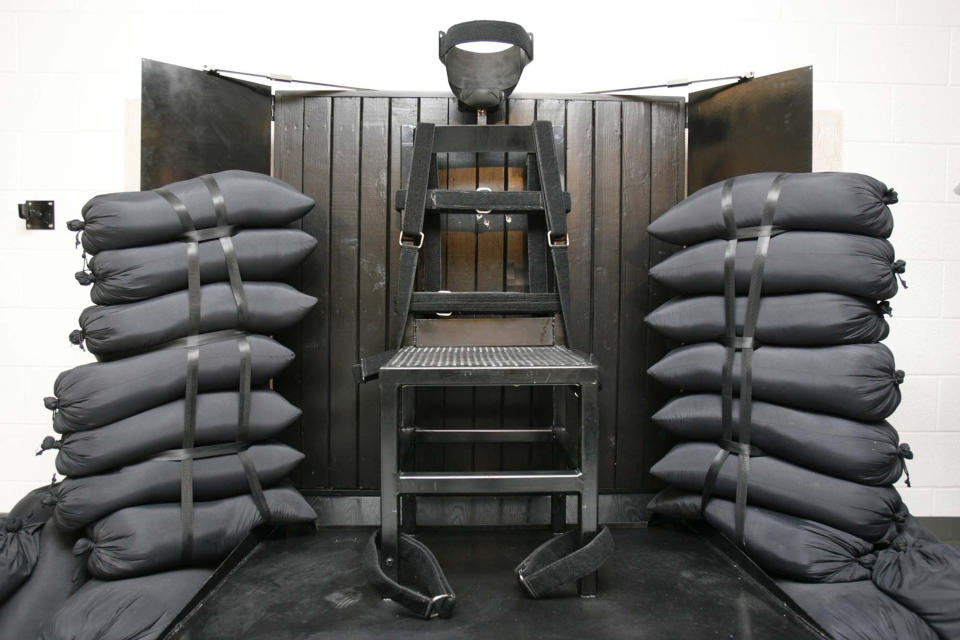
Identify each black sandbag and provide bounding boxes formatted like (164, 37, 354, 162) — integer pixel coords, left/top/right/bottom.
(40, 568, 213, 640)
(648, 172, 895, 246)
(0, 519, 42, 605)
(50, 334, 293, 433)
(54, 443, 304, 530)
(648, 488, 876, 583)
(646, 292, 889, 346)
(650, 442, 903, 542)
(75, 170, 314, 254)
(896, 513, 942, 545)
(7, 483, 57, 526)
(648, 342, 902, 422)
(76, 282, 317, 358)
(776, 579, 939, 640)
(652, 394, 906, 485)
(649, 231, 901, 300)
(0, 520, 87, 639)
(872, 542, 960, 639)
(81, 228, 317, 305)
(0, 484, 60, 601)
(53, 391, 300, 476)
(78, 487, 315, 579)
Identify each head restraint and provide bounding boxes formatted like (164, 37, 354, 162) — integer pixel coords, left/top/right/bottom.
(439, 20, 533, 112)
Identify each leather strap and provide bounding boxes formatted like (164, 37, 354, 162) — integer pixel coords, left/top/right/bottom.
(515, 526, 614, 598)
(363, 531, 456, 619)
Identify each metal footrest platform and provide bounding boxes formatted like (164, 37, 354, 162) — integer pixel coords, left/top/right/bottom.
(381, 346, 597, 386)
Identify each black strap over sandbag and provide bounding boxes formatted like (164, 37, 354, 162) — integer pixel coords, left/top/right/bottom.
(648, 230, 902, 301)
(363, 531, 456, 619)
(644, 292, 891, 346)
(439, 20, 532, 112)
(78, 228, 317, 305)
(652, 395, 907, 486)
(72, 169, 314, 254)
(647, 171, 896, 245)
(702, 174, 784, 547)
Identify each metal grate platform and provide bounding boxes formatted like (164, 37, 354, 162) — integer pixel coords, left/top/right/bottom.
(385, 345, 592, 369)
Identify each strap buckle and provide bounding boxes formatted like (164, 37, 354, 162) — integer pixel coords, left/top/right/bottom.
(399, 231, 425, 249)
(425, 593, 454, 619)
(548, 231, 568, 247)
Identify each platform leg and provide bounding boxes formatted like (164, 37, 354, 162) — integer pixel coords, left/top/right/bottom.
(578, 381, 599, 597)
(380, 382, 400, 581)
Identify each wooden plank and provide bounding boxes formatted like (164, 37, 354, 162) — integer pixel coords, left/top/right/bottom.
(642, 101, 686, 491)
(615, 100, 652, 490)
(298, 96, 332, 489)
(564, 101, 594, 355)
(474, 107, 507, 472)
(357, 97, 390, 488)
(329, 97, 361, 488)
(414, 97, 449, 472)
(442, 99, 477, 471)
(592, 100, 622, 489)
(271, 95, 304, 487)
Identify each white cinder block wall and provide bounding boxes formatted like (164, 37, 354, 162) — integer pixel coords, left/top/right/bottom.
(1, 0, 958, 515)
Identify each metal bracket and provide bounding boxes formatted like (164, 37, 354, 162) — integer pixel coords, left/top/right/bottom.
(18, 200, 54, 230)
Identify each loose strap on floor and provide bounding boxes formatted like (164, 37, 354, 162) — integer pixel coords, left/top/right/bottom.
(515, 526, 614, 598)
(363, 531, 456, 619)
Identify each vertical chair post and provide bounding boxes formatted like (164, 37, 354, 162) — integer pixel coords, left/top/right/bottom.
(578, 380, 600, 596)
(380, 382, 400, 582)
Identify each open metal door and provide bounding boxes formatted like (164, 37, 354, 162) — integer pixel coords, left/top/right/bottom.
(141, 59, 272, 190)
(687, 66, 812, 193)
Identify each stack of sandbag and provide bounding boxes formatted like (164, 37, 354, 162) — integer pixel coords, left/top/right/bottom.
(643, 172, 959, 639)
(22, 171, 319, 640)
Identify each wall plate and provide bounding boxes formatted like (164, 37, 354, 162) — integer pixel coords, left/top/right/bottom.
(18, 200, 54, 230)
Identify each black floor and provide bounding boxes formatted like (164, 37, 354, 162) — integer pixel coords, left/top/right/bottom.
(166, 523, 827, 640)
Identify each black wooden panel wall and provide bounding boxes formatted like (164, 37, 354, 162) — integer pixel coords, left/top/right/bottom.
(273, 92, 684, 493)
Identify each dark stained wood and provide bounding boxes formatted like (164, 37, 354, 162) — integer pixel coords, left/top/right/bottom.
(592, 101, 623, 489)
(274, 92, 685, 492)
(298, 96, 332, 488)
(328, 97, 361, 487)
(615, 101, 652, 489)
(357, 97, 390, 488)
(414, 98, 449, 472)
(272, 95, 304, 486)
(641, 101, 686, 491)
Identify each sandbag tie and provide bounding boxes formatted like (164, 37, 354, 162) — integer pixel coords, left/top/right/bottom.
(68, 329, 85, 351)
(878, 300, 893, 317)
(36, 435, 61, 456)
(5, 515, 23, 532)
(515, 526, 615, 598)
(74, 270, 94, 286)
(898, 443, 914, 487)
(66, 219, 85, 232)
(363, 531, 456, 619)
(882, 188, 899, 204)
(892, 259, 908, 289)
(894, 370, 905, 385)
(43, 396, 58, 411)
